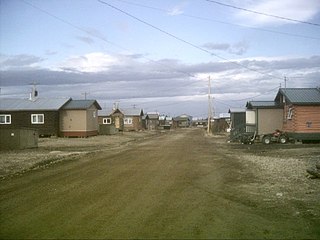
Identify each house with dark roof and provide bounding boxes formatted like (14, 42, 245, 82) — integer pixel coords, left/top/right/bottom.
(145, 112, 160, 130)
(0, 97, 71, 136)
(274, 88, 320, 141)
(245, 101, 284, 139)
(173, 114, 192, 128)
(60, 99, 102, 137)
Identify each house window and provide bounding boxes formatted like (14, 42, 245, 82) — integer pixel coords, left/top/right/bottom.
(0, 114, 11, 124)
(103, 118, 112, 125)
(93, 111, 96, 118)
(31, 114, 44, 124)
(287, 107, 293, 120)
(124, 117, 133, 125)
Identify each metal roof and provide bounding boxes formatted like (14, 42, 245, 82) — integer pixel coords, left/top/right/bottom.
(228, 108, 245, 113)
(122, 108, 143, 116)
(0, 98, 71, 111)
(276, 88, 320, 104)
(62, 99, 102, 110)
(246, 101, 282, 109)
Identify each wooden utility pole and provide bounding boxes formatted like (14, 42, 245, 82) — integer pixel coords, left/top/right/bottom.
(207, 76, 212, 134)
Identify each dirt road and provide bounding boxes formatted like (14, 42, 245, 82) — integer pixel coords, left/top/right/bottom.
(1, 128, 319, 239)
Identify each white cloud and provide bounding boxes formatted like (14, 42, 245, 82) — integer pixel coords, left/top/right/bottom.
(58, 52, 119, 73)
(167, 2, 188, 16)
(236, 0, 320, 26)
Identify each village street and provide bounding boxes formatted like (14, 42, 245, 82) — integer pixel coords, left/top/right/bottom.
(0, 128, 319, 239)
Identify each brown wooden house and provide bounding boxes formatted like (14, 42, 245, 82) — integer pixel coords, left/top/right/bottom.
(0, 97, 71, 136)
(122, 108, 144, 131)
(274, 88, 320, 141)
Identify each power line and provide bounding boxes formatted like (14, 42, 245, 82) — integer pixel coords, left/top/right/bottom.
(110, 0, 320, 41)
(98, 0, 285, 82)
(205, 0, 320, 27)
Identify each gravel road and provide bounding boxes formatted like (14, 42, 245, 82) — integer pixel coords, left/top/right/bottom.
(0, 128, 319, 239)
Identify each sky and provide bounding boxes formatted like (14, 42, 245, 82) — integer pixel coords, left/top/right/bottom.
(1, 0, 320, 118)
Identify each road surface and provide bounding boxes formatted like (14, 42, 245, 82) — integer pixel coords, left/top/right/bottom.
(1, 128, 319, 239)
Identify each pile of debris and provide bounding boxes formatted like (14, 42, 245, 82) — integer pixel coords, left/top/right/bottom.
(307, 161, 320, 179)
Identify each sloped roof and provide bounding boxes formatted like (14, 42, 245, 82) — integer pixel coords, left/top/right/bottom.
(0, 97, 71, 111)
(275, 88, 320, 105)
(62, 99, 102, 110)
(146, 112, 159, 120)
(122, 108, 143, 116)
(228, 108, 245, 113)
(246, 101, 282, 109)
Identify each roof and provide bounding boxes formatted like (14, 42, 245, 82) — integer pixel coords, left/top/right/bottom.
(275, 88, 320, 105)
(246, 101, 282, 109)
(174, 114, 192, 121)
(122, 108, 143, 116)
(228, 108, 245, 113)
(146, 112, 159, 120)
(62, 99, 102, 110)
(0, 97, 71, 111)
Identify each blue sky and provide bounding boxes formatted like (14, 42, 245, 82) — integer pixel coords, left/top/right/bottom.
(1, 0, 320, 117)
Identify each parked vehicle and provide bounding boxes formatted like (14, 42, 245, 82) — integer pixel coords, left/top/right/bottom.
(261, 129, 288, 145)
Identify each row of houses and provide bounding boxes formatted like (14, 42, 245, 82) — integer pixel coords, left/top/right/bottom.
(0, 89, 193, 141)
(229, 88, 320, 142)
(98, 108, 192, 133)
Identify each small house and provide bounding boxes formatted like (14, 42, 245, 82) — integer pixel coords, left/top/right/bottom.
(274, 88, 320, 141)
(98, 108, 124, 134)
(173, 114, 192, 128)
(0, 97, 71, 137)
(60, 99, 102, 137)
(122, 108, 144, 131)
(245, 101, 283, 139)
(145, 112, 159, 130)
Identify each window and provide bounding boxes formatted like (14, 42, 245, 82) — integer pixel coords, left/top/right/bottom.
(103, 118, 112, 125)
(124, 117, 133, 125)
(93, 111, 96, 118)
(31, 114, 44, 124)
(0, 114, 11, 124)
(287, 107, 293, 120)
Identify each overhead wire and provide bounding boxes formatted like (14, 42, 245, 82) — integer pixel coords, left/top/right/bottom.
(109, 0, 320, 41)
(19, 0, 284, 113)
(98, 0, 285, 82)
(205, 0, 320, 27)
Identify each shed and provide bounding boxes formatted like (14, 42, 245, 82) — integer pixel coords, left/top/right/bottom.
(60, 99, 102, 137)
(274, 88, 320, 141)
(0, 128, 38, 150)
(245, 101, 283, 138)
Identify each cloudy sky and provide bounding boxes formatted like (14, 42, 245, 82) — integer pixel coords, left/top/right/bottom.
(1, 0, 320, 117)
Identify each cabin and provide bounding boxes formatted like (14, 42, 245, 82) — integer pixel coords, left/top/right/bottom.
(274, 88, 320, 141)
(145, 112, 160, 130)
(0, 97, 71, 137)
(173, 114, 192, 128)
(59, 99, 102, 137)
(98, 108, 124, 134)
(245, 101, 283, 140)
(122, 108, 144, 131)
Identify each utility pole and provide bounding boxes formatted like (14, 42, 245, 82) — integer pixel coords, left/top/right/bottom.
(207, 76, 212, 134)
(81, 92, 89, 100)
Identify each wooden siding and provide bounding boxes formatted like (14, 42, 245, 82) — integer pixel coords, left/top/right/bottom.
(0, 111, 59, 136)
(124, 116, 143, 131)
(283, 105, 320, 133)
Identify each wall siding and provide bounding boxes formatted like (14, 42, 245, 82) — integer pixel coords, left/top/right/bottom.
(284, 105, 320, 133)
(0, 111, 59, 136)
